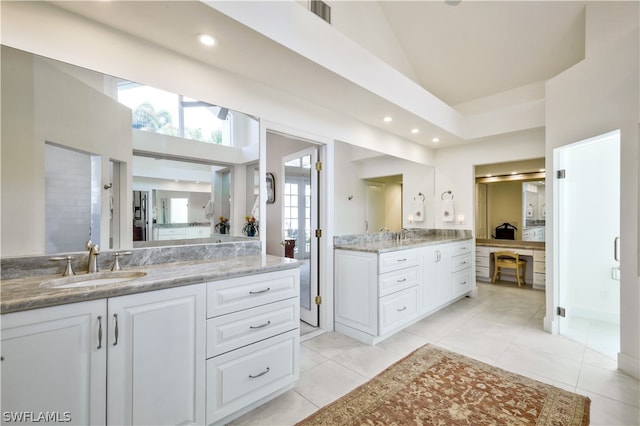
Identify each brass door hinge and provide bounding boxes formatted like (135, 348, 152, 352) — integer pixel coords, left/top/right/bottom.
(315, 229, 322, 238)
(315, 161, 322, 171)
(315, 295, 322, 305)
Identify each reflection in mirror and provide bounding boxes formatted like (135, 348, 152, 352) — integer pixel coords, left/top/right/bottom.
(475, 159, 545, 241)
(1, 46, 260, 257)
(363, 175, 403, 232)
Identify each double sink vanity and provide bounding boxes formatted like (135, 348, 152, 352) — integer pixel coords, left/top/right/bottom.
(1, 242, 300, 426)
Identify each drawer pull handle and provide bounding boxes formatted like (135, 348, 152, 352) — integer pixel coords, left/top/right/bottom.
(97, 316, 103, 350)
(249, 367, 270, 379)
(396, 278, 407, 283)
(113, 314, 119, 346)
(250, 320, 271, 329)
(397, 306, 407, 312)
(460, 281, 467, 285)
(396, 258, 407, 262)
(249, 287, 270, 295)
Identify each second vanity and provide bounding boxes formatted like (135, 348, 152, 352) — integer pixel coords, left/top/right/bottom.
(1, 244, 300, 426)
(334, 230, 475, 345)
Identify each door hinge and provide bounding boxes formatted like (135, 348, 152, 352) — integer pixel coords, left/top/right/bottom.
(557, 169, 566, 179)
(315, 229, 322, 238)
(315, 295, 322, 305)
(557, 307, 566, 317)
(315, 161, 322, 171)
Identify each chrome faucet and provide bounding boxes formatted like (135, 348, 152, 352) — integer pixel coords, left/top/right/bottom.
(86, 240, 100, 273)
(401, 228, 410, 240)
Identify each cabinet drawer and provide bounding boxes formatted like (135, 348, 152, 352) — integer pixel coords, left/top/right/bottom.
(379, 249, 419, 274)
(450, 242, 472, 257)
(206, 331, 298, 424)
(475, 255, 489, 267)
(207, 298, 298, 357)
(475, 247, 489, 258)
(452, 269, 473, 297)
(379, 266, 419, 297)
(207, 269, 299, 318)
(476, 266, 490, 280)
(534, 250, 546, 262)
(451, 254, 472, 272)
(534, 272, 546, 285)
(379, 287, 418, 335)
(533, 261, 546, 273)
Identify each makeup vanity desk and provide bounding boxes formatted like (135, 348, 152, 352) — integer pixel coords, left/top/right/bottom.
(475, 239, 546, 290)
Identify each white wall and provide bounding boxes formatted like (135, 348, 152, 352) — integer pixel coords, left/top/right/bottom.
(545, 2, 639, 378)
(434, 128, 546, 232)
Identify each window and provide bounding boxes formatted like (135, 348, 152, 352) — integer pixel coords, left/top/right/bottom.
(117, 81, 232, 146)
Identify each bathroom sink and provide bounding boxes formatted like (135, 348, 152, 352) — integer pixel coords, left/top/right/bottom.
(41, 271, 147, 289)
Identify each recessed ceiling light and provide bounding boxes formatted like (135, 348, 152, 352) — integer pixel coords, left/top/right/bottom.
(383, 116, 392, 123)
(432, 137, 440, 143)
(198, 34, 216, 47)
(411, 128, 419, 134)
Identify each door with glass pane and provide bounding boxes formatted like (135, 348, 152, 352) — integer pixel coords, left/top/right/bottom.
(283, 148, 319, 326)
(555, 130, 620, 359)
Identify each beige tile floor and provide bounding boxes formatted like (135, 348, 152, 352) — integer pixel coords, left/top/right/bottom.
(230, 283, 640, 425)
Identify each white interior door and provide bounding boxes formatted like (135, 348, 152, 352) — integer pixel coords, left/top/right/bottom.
(283, 148, 319, 326)
(555, 130, 620, 359)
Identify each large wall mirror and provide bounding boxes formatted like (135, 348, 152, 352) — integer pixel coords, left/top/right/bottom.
(475, 159, 546, 242)
(1, 46, 260, 257)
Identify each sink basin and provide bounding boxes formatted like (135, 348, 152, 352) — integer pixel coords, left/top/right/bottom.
(41, 271, 147, 289)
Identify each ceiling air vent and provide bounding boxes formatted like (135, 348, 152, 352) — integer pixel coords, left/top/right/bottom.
(310, 0, 331, 24)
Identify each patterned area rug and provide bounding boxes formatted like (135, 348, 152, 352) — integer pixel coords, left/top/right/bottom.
(296, 344, 590, 426)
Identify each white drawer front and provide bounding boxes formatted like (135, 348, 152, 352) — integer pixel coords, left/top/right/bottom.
(533, 261, 546, 273)
(452, 269, 472, 297)
(534, 250, 546, 262)
(379, 266, 419, 297)
(206, 331, 298, 424)
(450, 242, 472, 257)
(207, 269, 299, 318)
(379, 249, 419, 274)
(475, 247, 489, 257)
(475, 255, 490, 267)
(451, 254, 472, 273)
(379, 287, 418, 335)
(207, 298, 298, 357)
(534, 272, 546, 285)
(476, 266, 490, 280)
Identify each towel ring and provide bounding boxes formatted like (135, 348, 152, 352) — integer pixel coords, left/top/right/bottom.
(414, 192, 425, 202)
(441, 190, 453, 200)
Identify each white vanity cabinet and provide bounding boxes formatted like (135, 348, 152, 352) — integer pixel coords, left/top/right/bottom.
(1, 300, 107, 425)
(1, 284, 206, 426)
(205, 269, 300, 425)
(335, 240, 475, 345)
(334, 247, 425, 345)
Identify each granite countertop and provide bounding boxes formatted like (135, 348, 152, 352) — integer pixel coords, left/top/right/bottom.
(1, 255, 300, 314)
(334, 234, 472, 254)
(475, 239, 545, 250)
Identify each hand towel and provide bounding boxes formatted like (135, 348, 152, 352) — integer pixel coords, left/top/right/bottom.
(414, 201, 425, 222)
(442, 198, 454, 222)
(204, 199, 214, 220)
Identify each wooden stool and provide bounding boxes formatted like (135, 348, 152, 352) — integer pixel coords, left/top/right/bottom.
(492, 251, 526, 287)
